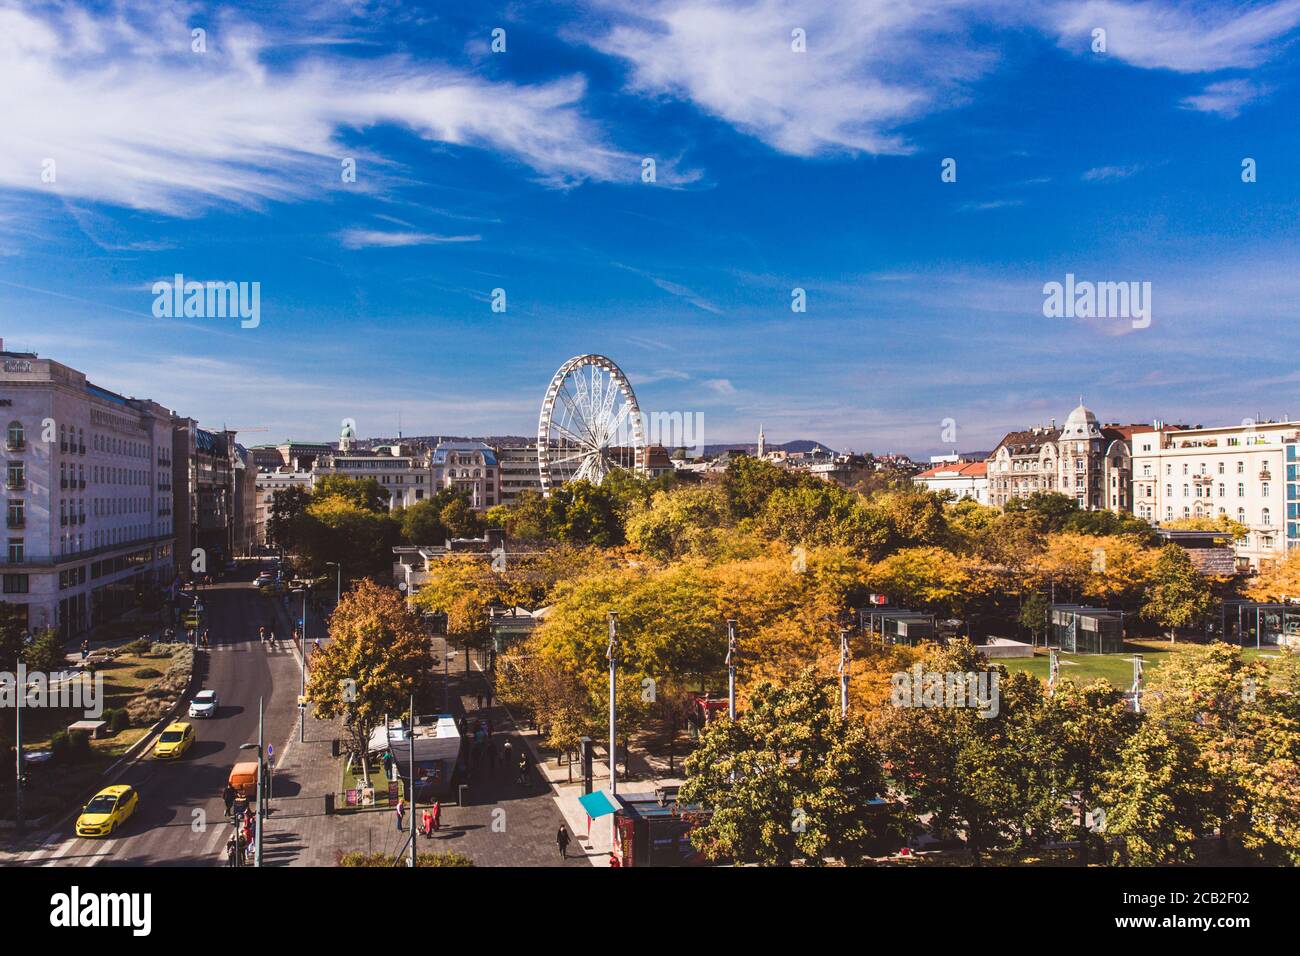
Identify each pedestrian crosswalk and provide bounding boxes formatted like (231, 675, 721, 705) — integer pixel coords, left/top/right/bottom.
(209, 641, 295, 654)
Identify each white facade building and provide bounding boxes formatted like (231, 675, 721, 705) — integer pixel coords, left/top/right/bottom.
(1131, 420, 1296, 571)
(314, 426, 433, 510)
(2, 348, 177, 639)
(254, 469, 312, 546)
(913, 461, 989, 503)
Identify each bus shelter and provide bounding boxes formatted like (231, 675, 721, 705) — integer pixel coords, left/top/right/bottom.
(1220, 600, 1300, 647)
(1049, 605, 1124, 654)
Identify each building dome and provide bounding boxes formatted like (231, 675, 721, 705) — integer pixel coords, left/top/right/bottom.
(1060, 402, 1101, 440)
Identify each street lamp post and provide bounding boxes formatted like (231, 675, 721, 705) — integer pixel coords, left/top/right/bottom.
(725, 619, 737, 721)
(296, 589, 309, 742)
(607, 611, 619, 796)
(14, 665, 24, 835)
(239, 697, 266, 867)
(326, 561, 341, 607)
(838, 628, 850, 719)
(408, 692, 416, 869)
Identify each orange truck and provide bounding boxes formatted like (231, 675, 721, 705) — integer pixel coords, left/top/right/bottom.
(228, 762, 260, 799)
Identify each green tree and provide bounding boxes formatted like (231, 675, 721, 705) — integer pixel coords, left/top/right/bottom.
(295, 497, 402, 581)
(1142, 544, 1213, 640)
(1041, 680, 1135, 863)
(0, 601, 28, 671)
(875, 640, 1032, 862)
(439, 496, 485, 539)
(266, 485, 312, 551)
(305, 579, 434, 760)
(1099, 719, 1213, 864)
(679, 669, 898, 865)
(721, 456, 801, 520)
(22, 629, 68, 675)
(313, 475, 390, 513)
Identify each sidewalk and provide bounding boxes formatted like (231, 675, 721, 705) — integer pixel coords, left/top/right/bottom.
(255, 631, 593, 867)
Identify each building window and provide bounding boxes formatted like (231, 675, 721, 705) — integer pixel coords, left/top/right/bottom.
(1262, 482, 1270, 497)
(5, 421, 24, 450)
(1238, 483, 1245, 497)
(7, 539, 23, 563)
(2, 573, 27, 594)
(1262, 508, 1272, 525)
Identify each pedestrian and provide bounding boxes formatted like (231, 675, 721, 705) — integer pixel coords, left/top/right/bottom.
(608, 852, 621, 868)
(517, 752, 529, 785)
(80, 639, 89, 661)
(395, 798, 405, 832)
(226, 836, 238, 867)
(502, 740, 513, 772)
(222, 784, 236, 817)
(556, 825, 571, 859)
(431, 801, 441, 832)
(421, 808, 433, 839)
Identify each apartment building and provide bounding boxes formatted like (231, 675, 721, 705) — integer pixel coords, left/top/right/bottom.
(1, 347, 177, 639)
(986, 403, 1136, 513)
(431, 441, 498, 510)
(1132, 419, 1295, 571)
(254, 468, 312, 546)
(494, 443, 541, 507)
(913, 461, 989, 503)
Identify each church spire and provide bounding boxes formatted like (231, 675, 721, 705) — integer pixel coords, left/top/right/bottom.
(757, 423, 766, 458)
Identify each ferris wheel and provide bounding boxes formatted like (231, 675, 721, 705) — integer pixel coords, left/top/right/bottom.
(538, 354, 646, 494)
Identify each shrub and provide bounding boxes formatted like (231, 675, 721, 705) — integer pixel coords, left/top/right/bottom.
(124, 638, 151, 655)
(336, 850, 473, 868)
(133, 667, 163, 680)
(126, 696, 172, 726)
(106, 708, 131, 733)
(51, 729, 93, 764)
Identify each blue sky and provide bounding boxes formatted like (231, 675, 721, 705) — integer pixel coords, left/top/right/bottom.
(3, 0, 1300, 457)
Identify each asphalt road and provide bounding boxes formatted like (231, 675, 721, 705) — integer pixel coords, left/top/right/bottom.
(7, 565, 304, 867)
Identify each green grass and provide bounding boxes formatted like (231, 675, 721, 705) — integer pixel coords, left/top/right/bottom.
(1001, 639, 1282, 688)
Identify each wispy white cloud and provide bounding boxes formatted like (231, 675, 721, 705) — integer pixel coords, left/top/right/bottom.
(0, 2, 642, 216)
(1081, 163, 1145, 181)
(1180, 78, 1270, 117)
(586, 0, 997, 157)
(336, 229, 482, 249)
(1044, 0, 1300, 72)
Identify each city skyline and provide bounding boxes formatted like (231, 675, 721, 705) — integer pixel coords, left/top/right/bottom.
(4, 0, 1300, 456)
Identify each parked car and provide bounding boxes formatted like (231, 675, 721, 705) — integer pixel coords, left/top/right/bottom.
(76, 785, 138, 837)
(255, 572, 275, 589)
(189, 689, 219, 718)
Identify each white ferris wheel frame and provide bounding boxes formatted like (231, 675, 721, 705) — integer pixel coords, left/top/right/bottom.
(537, 354, 647, 494)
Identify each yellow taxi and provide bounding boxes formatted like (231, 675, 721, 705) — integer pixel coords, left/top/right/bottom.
(153, 721, 195, 760)
(75, 784, 139, 837)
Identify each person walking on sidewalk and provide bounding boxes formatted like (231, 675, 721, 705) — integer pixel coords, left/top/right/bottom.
(516, 751, 529, 786)
(421, 808, 433, 839)
(556, 825, 571, 859)
(431, 801, 441, 832)
(222, 784, 236, 817)
(395, 798, 405, 832)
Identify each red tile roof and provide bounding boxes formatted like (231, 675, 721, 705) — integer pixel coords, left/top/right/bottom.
(915, 461, 987, 479)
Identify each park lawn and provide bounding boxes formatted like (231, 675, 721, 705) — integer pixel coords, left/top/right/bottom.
(1001, 639, 1282, 689)
(2, 646, 185, 821)
(18, 648, 183, 751)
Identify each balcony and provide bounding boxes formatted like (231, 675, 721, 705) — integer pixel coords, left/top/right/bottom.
(5, 438, 25, 452)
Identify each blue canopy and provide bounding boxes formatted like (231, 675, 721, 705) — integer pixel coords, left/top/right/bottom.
(578, 790, 618, 820)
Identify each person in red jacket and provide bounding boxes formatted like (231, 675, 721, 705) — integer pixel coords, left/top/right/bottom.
(608, 852, 621, 868)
